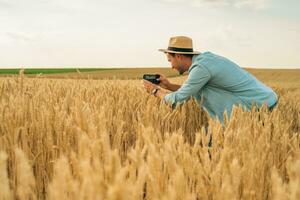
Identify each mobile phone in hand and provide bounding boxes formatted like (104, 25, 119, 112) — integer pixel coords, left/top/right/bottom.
(143, 74, 160, 85)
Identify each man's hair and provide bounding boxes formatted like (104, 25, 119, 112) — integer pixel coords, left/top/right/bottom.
(168, 53, 194, 59)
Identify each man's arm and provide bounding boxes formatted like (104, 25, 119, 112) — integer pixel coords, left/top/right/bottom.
(157, 74, 181, 92)
(167, 83, 181, 92)
(143, 65, 211, 107)
(154, 88, 167, 99)
(143, 80, 168, 100)
(164, 65, 211, 107)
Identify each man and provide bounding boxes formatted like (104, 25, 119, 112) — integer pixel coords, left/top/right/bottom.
(143, 36, 278, 124)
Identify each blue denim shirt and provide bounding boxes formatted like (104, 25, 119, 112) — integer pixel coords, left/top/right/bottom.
(164, 52, 278, 123)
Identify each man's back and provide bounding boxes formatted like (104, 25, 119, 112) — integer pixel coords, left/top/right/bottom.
(165, 51, 278, 123)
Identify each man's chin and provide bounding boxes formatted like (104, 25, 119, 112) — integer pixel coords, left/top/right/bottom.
(179, 70, 185, 75)
(174, 68, 185, 75)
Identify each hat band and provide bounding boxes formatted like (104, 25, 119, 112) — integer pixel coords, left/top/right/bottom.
(168, 46, 193, 52)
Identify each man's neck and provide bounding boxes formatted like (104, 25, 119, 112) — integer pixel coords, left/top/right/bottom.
(184, 57, 193, 72)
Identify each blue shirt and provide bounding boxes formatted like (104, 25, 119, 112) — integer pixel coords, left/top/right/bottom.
(164, 52, 278, 123)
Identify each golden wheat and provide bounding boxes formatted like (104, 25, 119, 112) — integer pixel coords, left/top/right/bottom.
(0, 73, 299, 200)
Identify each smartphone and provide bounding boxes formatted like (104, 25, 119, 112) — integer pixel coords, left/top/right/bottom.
(143, 74, 160, 85)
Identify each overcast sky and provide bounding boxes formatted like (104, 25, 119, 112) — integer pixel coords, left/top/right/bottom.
(0, 0, 299, 68)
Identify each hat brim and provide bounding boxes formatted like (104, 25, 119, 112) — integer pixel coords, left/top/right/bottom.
(158, 49, 200, 55)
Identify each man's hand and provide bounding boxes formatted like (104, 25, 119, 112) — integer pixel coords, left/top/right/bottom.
(143, 80, 167, 99)
(143, 80, 159, 94)
(158, 74, 181, 92)
(157, 74, 171, 90)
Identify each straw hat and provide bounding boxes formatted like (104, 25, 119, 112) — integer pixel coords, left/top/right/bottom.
(159, 36, 200, 55)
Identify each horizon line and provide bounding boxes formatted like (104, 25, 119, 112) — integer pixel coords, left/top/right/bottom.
(0, 66, 300, 70)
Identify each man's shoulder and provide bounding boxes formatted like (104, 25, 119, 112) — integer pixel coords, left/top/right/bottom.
(192, 51, 217, 66)
(188, 62, 212, 78)
(189, 52, 214, 73)
(192, 51, 243, 74)
(192, 51, 211, 60)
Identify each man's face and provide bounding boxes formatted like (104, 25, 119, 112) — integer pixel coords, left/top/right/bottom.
(166, 53, 185, 75)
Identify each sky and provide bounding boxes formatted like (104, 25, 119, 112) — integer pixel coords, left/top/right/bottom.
(0, 0, 299, 68)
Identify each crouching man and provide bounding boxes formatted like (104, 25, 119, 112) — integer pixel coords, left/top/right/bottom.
(143, 36, 278, 124)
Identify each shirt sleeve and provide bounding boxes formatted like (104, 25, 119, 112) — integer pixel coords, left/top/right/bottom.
(164, 65, 211, 107)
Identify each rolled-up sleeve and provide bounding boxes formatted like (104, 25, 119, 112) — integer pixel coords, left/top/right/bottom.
(164, 65, 211, 107)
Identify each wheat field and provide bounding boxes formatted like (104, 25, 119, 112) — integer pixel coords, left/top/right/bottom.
(0, 70, 299, 200)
